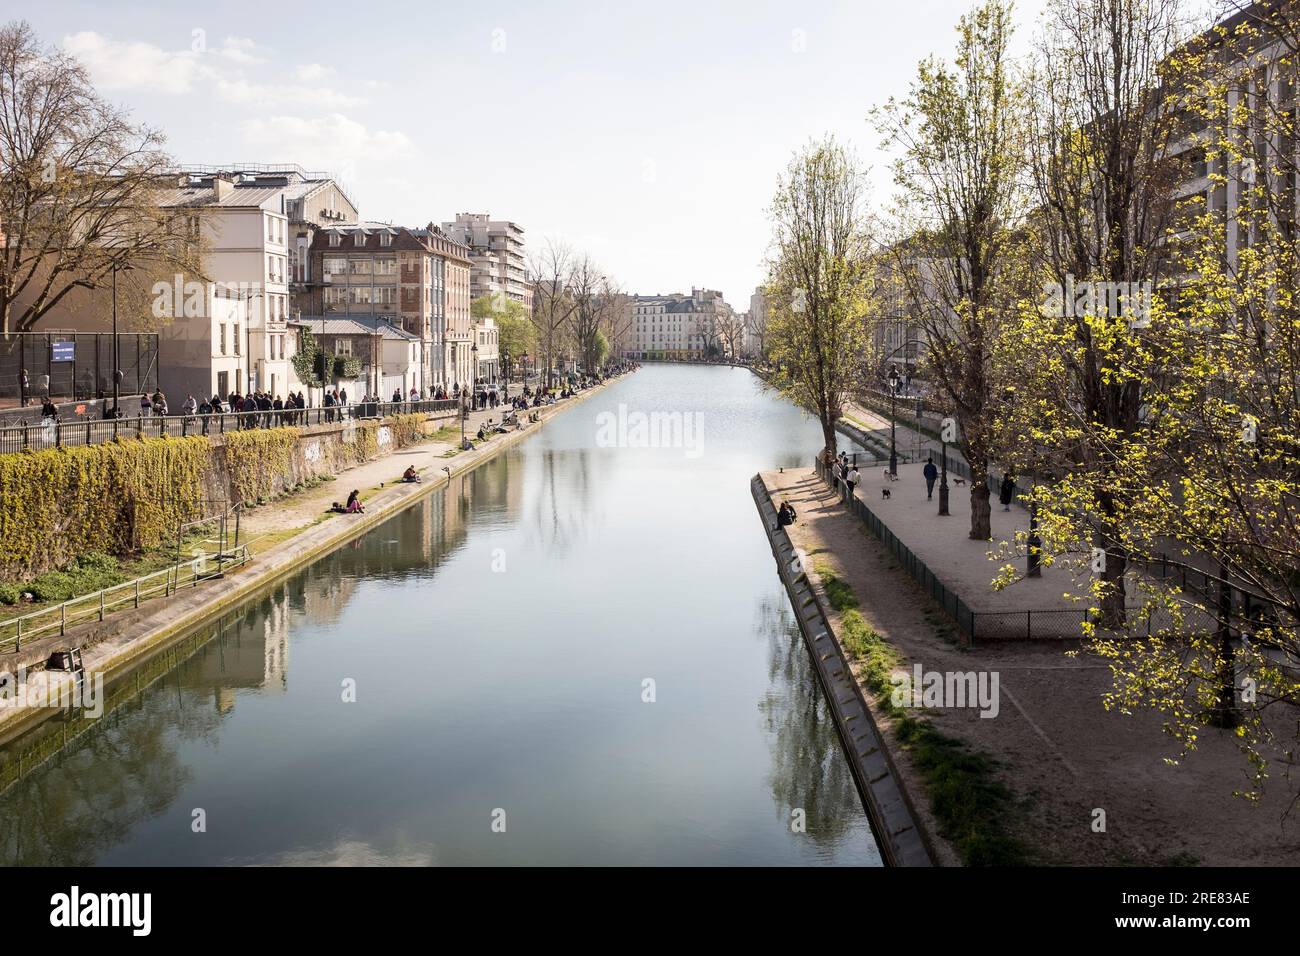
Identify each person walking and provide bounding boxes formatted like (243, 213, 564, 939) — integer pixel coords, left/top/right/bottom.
(923, 459, 939, 499)
(999, 473, 1016, 512)
(847, 465, 860, 500)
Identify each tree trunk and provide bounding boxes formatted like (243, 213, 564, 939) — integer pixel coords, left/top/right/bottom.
(968, 480, 991, 540)
(820, 417, 837, 465)
(1208, 563, 1237, 728)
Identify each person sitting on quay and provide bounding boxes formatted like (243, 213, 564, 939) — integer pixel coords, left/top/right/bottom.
(40, 395, 57, 420)
(401, 465, 421, 484)
(777, 500, 797, 528)
(344, 489, 364, 514)
(476, 424, 488, 441)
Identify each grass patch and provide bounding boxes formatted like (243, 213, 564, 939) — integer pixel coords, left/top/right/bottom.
(815, 560, 1029, 866)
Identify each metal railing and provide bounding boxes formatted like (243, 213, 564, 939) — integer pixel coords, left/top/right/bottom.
(0, 544, 251, 654)
(0, 398, 460, 454)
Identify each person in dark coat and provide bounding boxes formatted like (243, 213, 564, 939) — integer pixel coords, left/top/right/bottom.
(923, 460, 939, 499)
(999, 473, 1016, 511)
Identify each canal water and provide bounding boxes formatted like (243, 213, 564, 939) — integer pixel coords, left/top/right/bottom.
(0, 364, 883, 866)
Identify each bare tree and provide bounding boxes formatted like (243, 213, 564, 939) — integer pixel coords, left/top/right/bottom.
(569, 253, 607, 373)
(527, 238, 577, 387)
(0, 21, 201, 337)
(715, 307, 744, 359)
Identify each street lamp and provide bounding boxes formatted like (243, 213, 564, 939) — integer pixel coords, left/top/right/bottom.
(887, 363, 900, 477)
(502, 348, 510, 400)
(938, 432, 951, 516)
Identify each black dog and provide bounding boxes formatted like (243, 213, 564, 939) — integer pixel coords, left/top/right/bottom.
(881, 488, 891, 499)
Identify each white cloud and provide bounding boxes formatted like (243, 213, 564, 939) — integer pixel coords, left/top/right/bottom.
(62, 31, 208, 95)
(240, 114, 415, 180)
(216, 36, 262, 64)
(215, 78, 364, 110)
(294, 63, 333, 82)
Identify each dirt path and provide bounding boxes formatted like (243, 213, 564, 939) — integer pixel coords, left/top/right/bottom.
(764, 467, 1300, 866)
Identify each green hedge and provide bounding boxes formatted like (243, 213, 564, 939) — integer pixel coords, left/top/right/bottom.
(224, 428, 299, 505)
(0, 436, 210, 580)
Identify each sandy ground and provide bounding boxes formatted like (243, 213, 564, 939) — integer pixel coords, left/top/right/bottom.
(764, 466, 1300, 866)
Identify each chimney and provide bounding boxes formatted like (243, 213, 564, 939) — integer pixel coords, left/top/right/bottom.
(213, 174, 234, 201)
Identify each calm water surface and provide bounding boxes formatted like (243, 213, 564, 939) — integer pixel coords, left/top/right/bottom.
(0, 365, 882, 866)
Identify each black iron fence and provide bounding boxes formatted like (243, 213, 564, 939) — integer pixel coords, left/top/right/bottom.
(815, 456, 1101, 642)
(0, 332, 158, 407)
(0, 398, 459, 454)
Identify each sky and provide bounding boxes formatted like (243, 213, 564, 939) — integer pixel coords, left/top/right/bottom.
(14, 0, 1051, 309)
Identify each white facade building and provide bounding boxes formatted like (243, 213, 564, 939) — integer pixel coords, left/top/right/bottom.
(623, 288, 729, 360)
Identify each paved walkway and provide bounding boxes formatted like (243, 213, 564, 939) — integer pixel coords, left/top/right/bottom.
(238, 398, 577, 545)
(762, 467, 1300, 865)
(836, 461, 1091, 616)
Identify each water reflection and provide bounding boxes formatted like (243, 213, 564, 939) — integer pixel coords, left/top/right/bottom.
(757, 596, 865, 851)
(0, 365, 881, 866)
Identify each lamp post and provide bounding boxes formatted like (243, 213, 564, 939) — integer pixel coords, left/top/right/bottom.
(887, 363, 899, 477)
(939, 436, 950, 516)
(502, 348, 510, 400)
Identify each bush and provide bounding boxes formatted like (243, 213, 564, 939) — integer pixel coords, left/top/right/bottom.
(0, 436, 210, 581)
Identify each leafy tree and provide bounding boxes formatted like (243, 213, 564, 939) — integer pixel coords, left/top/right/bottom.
(872, 0, 1029, 539)
(764, 136, 874, 461)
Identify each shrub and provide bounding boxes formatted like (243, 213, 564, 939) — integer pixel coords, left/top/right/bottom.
(0, 436, 210, 581)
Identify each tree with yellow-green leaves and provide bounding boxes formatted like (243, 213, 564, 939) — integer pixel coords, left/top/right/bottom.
(764, 136, 875, 462)
(872, 0, 1030, 540)
(988, 1, 1300, 795)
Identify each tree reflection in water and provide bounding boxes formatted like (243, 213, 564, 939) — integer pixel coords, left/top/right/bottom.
(756, 595, 863, 851)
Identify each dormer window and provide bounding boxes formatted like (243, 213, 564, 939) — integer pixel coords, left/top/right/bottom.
(354, 232, 364, 247)
(380, 232, 392, 247)
(328, 231, 341, 247)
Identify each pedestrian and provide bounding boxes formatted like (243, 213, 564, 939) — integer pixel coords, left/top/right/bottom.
(18, 368, 29, 407)
(999, 473, 1016, 511)
(923, 459, 939, 499)
(847, 465, 860, 499)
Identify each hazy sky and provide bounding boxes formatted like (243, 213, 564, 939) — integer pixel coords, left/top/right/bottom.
(16, 0, 1050, 308)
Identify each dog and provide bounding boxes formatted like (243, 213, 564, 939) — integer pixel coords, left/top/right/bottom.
(953, 477, 967, 486)
(881, 488, 892, 499)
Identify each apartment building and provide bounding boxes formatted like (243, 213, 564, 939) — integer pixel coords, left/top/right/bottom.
(130, 171, 296, 401)
(440, 213, 525, 386)
(440, 213, 528, 304)
(624, 288, 729, 360)
(307, 222, 473, 391)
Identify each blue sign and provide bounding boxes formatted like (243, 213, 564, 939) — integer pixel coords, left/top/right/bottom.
(51, 341, 75, 363)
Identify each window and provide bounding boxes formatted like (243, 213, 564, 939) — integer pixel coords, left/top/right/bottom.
(328, 232, 341, 247)
(380, 232, 392, 247)
(234, 324, 241, 354)
(354, 232, 365, 247)
(219, 324, 227, 355)
(350, 258, 372, 275)
(375, 256, 397, 276)
(324, 256, 348, 278)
